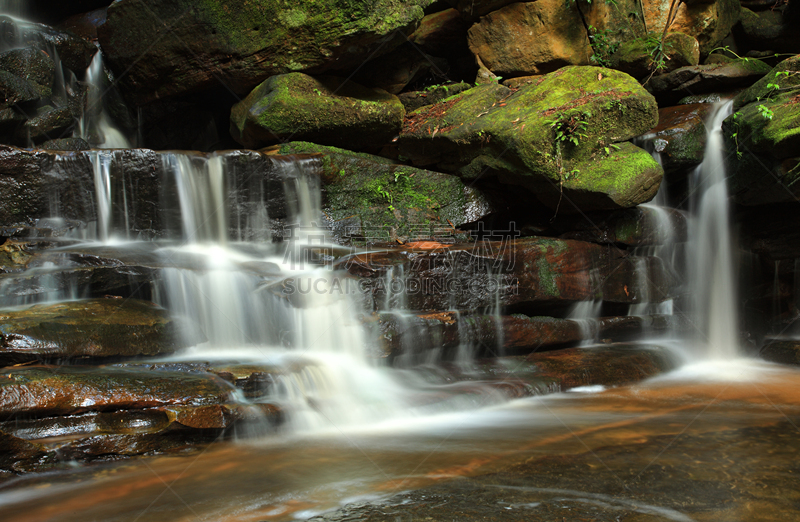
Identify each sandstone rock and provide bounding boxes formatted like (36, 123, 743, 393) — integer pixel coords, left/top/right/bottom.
(467, 0, 591, 77)
(639, 0, 741, 56)
(398, 67, 661, 211)
(0, 299, 204, 365)
(97, 0, 433, 105)
(230, 73, 404, 150)
(647, 59, 773, 104)
(639, 103, 715, 173)
(397, 82, 472, 113)
(350, 45, 449, 95)
(610, 32, 700, 79)
(409, 8, 471, 57)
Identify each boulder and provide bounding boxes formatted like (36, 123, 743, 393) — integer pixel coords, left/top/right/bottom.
(638, 0, 741, 56)
(467, 0, 591, 77)
(408, 8, 471, 57)
(349, 45, 449, 95)
(638, 103, 715, 173)
(0, 16, 96, 72)
(397, 66, 661, 211)
(760, 337, 800, 365)
(272, 142, 494, 243)
(0, 70, 40, 105)
(230, 73, 404, 150)
(0, 48, 54, 90)
(397, 82, 472, 113)
(610, 32, 700, 79)
(17, 105, 73, 143)
(647, 59, 773, 104)
(734, 54, 800, 110)
(556, 205, 689, 246)
(97, 0, 433, 105)
(40, 137, 90, 150)
(0, 299, 204, 365)
(734, 8, 800, 54)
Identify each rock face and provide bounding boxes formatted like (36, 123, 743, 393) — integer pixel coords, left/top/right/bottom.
(467, 1, 591, 77)
(647, 59, 773, 104)
(639, 0, 741, 56)
(273, 142, 495, 242)
(340, 237, 679, 312)
(231, 74, 404, 150)
(639, 103, 714, 174)
(97, 0, 433, 105)
(398, 66, 661, 211)
(725, 57, 800, 205)
(610, 32, 701, 79)
(0, 299, 204, 365)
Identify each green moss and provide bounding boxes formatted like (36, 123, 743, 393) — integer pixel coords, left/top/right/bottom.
(730, 92, 800, 158)
(536, 256, 560, 298)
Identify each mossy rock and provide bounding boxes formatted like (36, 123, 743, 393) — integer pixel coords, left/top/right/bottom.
(98, 0, 433, 105)
(397, 66, 661, 211)
(610, 32, 700, 79)
(231, 73, 404, 151)
(275, 141, 494, 242)
(734, 55, 800, 110)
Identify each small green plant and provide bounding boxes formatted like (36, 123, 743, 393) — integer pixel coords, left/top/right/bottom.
(588, 25, 619, 68)
(757, 104, 774, 120)
(313, 88, 323, 96)
(730, 111, 743, 159)
(548, 111, 590, 147)
(603, 143, 621, 155)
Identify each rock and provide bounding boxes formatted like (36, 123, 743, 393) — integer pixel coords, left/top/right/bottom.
(528, 343, 678, 390)
(398, 67, 661, 211)
(230, 73, 404, 151)
(449, 0, 518, 20)
(556, 205, 689, 246)
(0, 16, 96, 72)
(647, 59, 773, 104)
(0, 299, 204, 365)
(273, 142, 494, 243)
(734, 8, 800, 54)
(97, 0, 432, 105)
(0, 107, 26, 142)
(0, 70, 41, 105)
(467, 0, 591, 77)
(738, 203, 800, 260)
(639, 0, 741, 56)
(0, 432, 50, 474)
(408, 8, 471, 57)
(610, 32, 700, 79)
(17, 105, 74, 144)
(639, 103, 715, 174)
(0, 366, 235, 419)
(40, 137, 90, 150)
(397, 82, 472, 112)
(339, 237, 679, 312)
(760, 337, 800, 365)
(0, 48, 54, 90)
(734, 55, 800, 110)
(56, 8, 108, 43)
(350, 45, 449, 95)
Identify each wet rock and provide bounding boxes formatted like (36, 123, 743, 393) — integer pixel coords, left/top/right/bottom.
(0, 70, 41, 105)
(734, 8, 800, 54)
(398, 67, 661, 211)
(397, 82, 472, 113)
(17, 105, 74, 143)
(760, 337, 800, 365)
(647, 59, 773, 104)
(98, 0, 431, 105)
(0, 299, 204, 365)
(40, 137, 90, 151)
(738, 202, 800, 260)
(230, 73, 404, 151)
(0, 431, 50, 473)
(0, 16, 96, 72)
(0, 366, 235, 419)
(467, 0, 591, 77)
(272, 142, 495, 243)
(528, 343, 678, 389)
(734, 54, 800, 110)
(638, 103, 714, 174)
(342, 237, 679, 312)
(556, 205, 689, 246)
(0, 47, 54, 91)
(610, 32, 700, 79)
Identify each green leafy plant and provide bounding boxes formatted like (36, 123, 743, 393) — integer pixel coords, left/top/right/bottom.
(548, 111, 591, 147)
(730, 111, 743, 159)
(757, 104, 774, 120)
(588, 25, 619, 68)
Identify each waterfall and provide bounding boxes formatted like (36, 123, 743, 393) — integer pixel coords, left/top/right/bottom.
(78, 51, 132, 149)
(689, 100, 739, 359)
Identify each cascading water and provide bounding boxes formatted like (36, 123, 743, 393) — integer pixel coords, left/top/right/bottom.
(688, 100, 740, 359)
(78, 51, 132, 149)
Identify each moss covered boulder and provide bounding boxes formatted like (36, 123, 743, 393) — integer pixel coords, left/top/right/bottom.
(274, 142, 494, 242)
(734, 55, 800, 110)
(0, 299, 205, 365)
(397, 66, 661, 211)
(231, 74, 404, 150)
(610, 32, 700, 79)
(98, 0, 432, 105)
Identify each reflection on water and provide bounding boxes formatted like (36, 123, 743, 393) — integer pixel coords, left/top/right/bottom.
(1, 359, 799, 521)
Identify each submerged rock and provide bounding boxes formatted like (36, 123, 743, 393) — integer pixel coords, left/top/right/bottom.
(98, 0, 432, 105)
(0, 299, 204, 365)
(529, 343, 678, 390)
(230, 73, 404, 150)
(398, 66, 661, 211)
